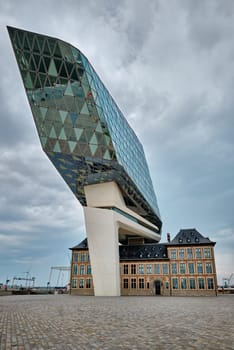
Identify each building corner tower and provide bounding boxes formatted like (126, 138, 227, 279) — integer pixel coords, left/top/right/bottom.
(8, 26, 162, 296)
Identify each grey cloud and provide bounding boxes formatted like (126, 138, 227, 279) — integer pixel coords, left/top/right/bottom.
(0, 0, 233, 284)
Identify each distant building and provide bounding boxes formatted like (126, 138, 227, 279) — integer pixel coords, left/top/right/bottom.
(70, 229, 217, 296)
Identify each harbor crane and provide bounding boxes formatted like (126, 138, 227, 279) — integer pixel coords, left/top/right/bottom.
(48, 266, 70, 288)
(222, 273, 234, 287)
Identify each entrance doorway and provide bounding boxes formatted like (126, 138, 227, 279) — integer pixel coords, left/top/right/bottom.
(154, 280, 161, 295)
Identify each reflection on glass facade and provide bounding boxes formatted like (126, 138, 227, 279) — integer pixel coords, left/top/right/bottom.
(8, 26, 162, 231)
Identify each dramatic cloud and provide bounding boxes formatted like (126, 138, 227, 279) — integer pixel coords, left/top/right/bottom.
(0, 0, 233, 285)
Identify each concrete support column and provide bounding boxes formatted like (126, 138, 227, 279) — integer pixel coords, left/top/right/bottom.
(83, 206, 120, 296)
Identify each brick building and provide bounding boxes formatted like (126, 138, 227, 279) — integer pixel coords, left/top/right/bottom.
(70, 228, 217, 296)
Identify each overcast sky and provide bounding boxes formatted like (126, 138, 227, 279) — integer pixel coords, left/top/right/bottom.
(0, 0, 233, 286)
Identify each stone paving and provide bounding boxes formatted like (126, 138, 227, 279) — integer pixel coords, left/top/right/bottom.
(0, 294, 233, 350)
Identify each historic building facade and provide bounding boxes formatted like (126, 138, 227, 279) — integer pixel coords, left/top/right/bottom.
(70, 229, 217, 296)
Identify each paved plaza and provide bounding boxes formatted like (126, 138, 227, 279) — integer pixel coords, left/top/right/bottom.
(0, 294, 233, 350)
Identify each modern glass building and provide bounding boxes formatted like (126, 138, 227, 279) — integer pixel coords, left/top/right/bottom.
(8, 26, 162, 233)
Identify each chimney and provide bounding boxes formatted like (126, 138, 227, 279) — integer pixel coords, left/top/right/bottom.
(167, 233, 171, 243)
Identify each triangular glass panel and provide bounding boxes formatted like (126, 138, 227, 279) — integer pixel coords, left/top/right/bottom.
(90, 133, 98, 145)
(103, 149, 111, 160)
(33, 37, 40, 53)
(74, 128, 83, 140)
(89, 143, 98, 156)
(48, 39, 56, 55)
(58, 127, 67, 140)
(91, 89, 97, 101)
(70, 112, 77, 125)
(37, 36, 44, 52)
(78, 67, 84, 77)
(53, 122, 63, 136)
(84, 129, 94, 142)
(68, 141, 77, 153)
(95, 122, 102, 133)
(40, 136, 47, 147)
(23, 34, 31, 51)
(59, 110, 68, 123)
(44, 56, 50, 70)
(54, 58, 62, 74)
(14, 32, 22, 49)
(53, 141, 61, 153)
(40, 107, 48, 120)
(48, 59, 58, 77)
(64, 81, 73, 96)
(72, 82, 84, 98)
(25, 72, 33, 89)
(44, 122, 53, 135)
(39, 73, 47, 87)
(39, 58, 46, 74)
(29, 56, 36, 71)
(70, 67, 79, 81)
(82, 83, 90, 97)
(74, 97, 85, 111)
(44, 39, 51, 55)
(49, 126, 57, 138)
(80, 102, 89, 115)
(65, 61, 74, 78)
(33, 53, 40, 67)
(104, 134, 111, 145)
(53, 42, 61, 58)
(59, 62, 68, 78)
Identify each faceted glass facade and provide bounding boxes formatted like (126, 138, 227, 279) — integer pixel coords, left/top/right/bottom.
(8, 26, 162, 231)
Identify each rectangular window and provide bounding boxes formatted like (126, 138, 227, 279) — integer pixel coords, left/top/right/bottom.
(162, 264, 169, 274)
(181, 278, 187, 289)
(124, 264, 129, 274)
(154, 264, 160, 274)
(73, 264, 78, 275)
(72, 278, 77, 288)
(171, 263, 177, 274)
(187, 248, 193, 259)
(179, 249, 185, 259)
(189, 278, 196, 289)
(204, 248, 211, 258)
(206, 262, 212, 273)
(131, 264, 136, 274)
(123, 278, 129, 289)
(87, 265, 92, 275)
(198, 278, 205, 289)
(172, 278, 178, 289)
(146, 264, 152, 274)
(80, 252, 87, 262)
(207, 278, 214, 289)
(171, 250, 176, 259)
(197, 262, 203, 274)
(196, 248, 202, 258)
(79, 279, 84, 288)
(131, 278, 136, 289)
(188, 263, 194, 274)
(139, 278, 144, 289)
(180, 263, 186, 274)
(73, 252, 78, 262)
(86, 278, 91, 289)
(138, 264, 144, 274)
(80, 265, 84, 275)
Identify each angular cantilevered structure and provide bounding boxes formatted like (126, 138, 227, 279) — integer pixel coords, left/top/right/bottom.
(8, 26, 162, 295)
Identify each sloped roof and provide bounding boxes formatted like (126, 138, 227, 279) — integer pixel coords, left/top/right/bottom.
(69, 238, 88, 250)
(119, 243, 168, 261)
(169, 228, 216, 246)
